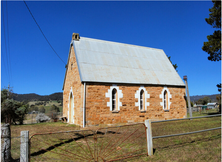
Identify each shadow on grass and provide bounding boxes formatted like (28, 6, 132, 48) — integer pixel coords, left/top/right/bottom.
(199, 111, 221, 116)
(29, 130, 118, 157)
(30, 132, 94, 157)
(206, 112, 221, 115)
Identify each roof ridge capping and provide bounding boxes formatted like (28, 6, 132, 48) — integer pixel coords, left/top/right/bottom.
(78, 36, 164, 52)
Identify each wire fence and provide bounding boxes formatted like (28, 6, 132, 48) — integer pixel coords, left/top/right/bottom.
(151, 114, 221, 137)
(1, 130, 21, 161)
(94, 124, 147, 161)
(29, 123, 147, 162)
(1, 114, 221, 161)
(30, 129, 95, 161)
(10, 136, 21, 160)
(150, 114, 221, 161)
(189, 107, 219, 113)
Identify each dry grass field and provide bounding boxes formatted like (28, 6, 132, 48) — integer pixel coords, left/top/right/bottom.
(9, 114, 221, 162)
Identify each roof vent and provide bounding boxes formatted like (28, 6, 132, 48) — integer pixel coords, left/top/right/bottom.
(72, 33, 80, 41)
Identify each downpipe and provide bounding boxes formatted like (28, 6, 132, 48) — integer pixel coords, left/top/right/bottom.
(83, 82, 86, 127)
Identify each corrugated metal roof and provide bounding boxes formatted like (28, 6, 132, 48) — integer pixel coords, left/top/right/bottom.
(72, 37, 185, 86)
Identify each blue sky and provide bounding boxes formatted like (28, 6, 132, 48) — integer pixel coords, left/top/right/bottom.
(1, 1, 221, 96)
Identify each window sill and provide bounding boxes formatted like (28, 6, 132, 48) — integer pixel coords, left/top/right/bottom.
(164, 110, 169, 112)
(112, 111, 119, 113)
(140, 110, 146, 113)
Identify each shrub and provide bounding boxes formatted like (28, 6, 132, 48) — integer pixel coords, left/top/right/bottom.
(50, 105, 60, 112)
(36, 113, 50, 123)
(39, 106, 45, 113)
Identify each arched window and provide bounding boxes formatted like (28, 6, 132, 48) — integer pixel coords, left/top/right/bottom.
(106, 85, 123, 112)
(160, 87, 171, 110)
(135, 86, 150, 111)
(112, 89, 117, 111)
(140, 90, 144, 110)
(163, 90, 167, 110)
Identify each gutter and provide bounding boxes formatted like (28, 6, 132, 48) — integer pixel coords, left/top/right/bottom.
(83, 82, 86, 127)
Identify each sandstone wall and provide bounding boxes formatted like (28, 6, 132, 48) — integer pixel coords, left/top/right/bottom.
(85, 83, 186, 126)
(63, 45, 83, 126)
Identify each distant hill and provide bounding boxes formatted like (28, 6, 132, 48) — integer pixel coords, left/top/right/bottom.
(190, 94, 220, 103)
(12, 92, 220, 103)
(12, 92, 63, 102)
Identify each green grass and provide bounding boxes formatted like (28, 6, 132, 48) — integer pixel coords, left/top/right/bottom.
(187, 108, 219, 117)
(9, 116, 221, 161)
(28, 100, 63, 114)
(126, 116, 221, 162)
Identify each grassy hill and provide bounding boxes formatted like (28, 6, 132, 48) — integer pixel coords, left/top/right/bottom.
(29, 100, 63, 113)
(11, 92, 63, 114)
(12, 92, 220, 103)
(12, 92, 63, 102)
(190, 94, 220, 103)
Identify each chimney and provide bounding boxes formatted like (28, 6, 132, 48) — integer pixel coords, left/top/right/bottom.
(72, 33, 80, 41)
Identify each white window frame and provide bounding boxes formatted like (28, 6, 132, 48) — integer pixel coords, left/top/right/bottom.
(135, 86, 150, 111)
(160, 87, 172, 110)
(112, 88, 117, 111)
(140, 90, 144, 110)
(106, 85, 123, 111)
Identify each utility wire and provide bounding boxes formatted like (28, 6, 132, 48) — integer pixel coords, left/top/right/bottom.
(23, 0, 66, 65)
(5, 0, 13, 85)
(2, 1, 11, 84)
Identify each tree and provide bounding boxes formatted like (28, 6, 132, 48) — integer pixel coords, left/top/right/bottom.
(1, 89, 29, 125)
(203, 1, 221, 94)
(14, 102, 29, 125)
(29, 105, 38, 112)
(1, 99, 29, 125)
(1, 88, 15, 124)
(168, 55, 178, 71)
(1, 99, 17, 124)
(1, 89, 8, 103)
(39, 105, 46, 113)
(202, 0, 221, 61)
(196, 96, 212, 105)
(48, 105, 60, 121)
(49, 104, 60, 112)
(216, 83, 221, 92)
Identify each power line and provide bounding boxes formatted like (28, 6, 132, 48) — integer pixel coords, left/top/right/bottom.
(5, 0, 13, 85)
(23, 0, 66, 65)
(2, 1, 11, 84)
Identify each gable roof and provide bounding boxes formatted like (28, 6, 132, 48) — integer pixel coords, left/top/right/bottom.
(63, 37, 185, 89)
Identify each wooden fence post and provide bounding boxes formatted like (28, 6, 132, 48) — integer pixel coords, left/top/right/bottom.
(20, 131, 29, 162)
(183, 75, 192, 118)
(145, 119, 153, 156)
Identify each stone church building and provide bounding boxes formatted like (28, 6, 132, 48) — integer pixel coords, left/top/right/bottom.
(63, 33, 186, 127)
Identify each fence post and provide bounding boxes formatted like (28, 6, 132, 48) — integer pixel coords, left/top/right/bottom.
(145, 119, 153, 156)
(20, 131, 29, 162)
(1, 123, 12, 162)
(183, 75, 192, 118)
